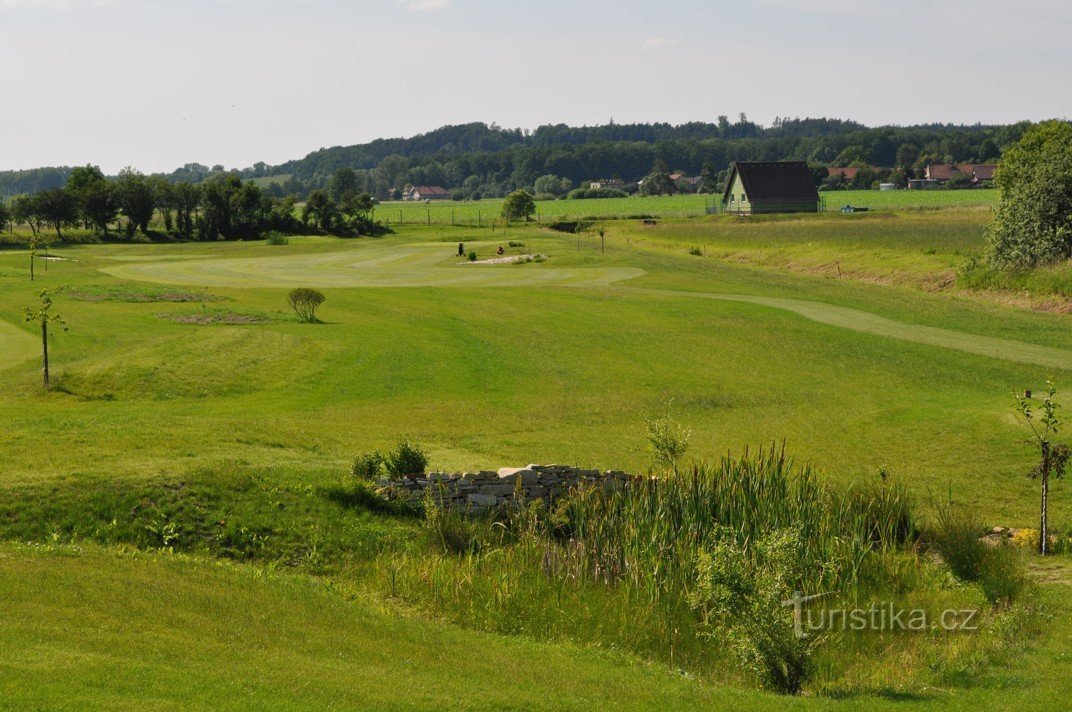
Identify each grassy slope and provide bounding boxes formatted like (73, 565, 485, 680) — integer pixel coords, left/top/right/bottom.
(0, 543, 730, 711)
(2, 543, 1069, 711)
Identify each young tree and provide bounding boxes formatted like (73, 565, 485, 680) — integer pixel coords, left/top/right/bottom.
(1014, 382, 1068, 554)
(501, 190, 535, 222)
(0, 199, 10, 233)
(986, 121, 1072, 269)
(288, 287, 325, 323)
(23, 290, 66, 390)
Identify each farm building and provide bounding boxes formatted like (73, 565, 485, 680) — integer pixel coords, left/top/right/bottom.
(722, 161, 820, 214)
(923, 164, 997, 186)
(403, 185, 453, 201)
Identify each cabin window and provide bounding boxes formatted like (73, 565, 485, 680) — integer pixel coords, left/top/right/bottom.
(741, 193, 746, 202)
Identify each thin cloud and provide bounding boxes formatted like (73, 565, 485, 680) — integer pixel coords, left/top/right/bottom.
(643, 36, 679, 52)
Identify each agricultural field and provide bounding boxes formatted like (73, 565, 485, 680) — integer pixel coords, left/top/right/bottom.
(1, 206, 1070, 708)
(371, 189, 999, 225)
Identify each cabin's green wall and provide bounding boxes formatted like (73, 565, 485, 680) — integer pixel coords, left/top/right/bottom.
(724, 173, 750, 213)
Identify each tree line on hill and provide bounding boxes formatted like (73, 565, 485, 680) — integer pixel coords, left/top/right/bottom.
(0, 166, 381, 242)
(253, 117, 1030, 201)
(0, 117, 1044, 205)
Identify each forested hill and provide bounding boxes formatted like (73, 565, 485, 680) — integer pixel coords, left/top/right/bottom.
(252, 117, 1026, 199)
(0, 117, 1038, 199)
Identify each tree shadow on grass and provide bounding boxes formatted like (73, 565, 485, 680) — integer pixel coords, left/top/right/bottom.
(318, 483, 414, 518)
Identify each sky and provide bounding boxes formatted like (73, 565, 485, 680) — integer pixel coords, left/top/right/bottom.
(1, 0, 1070, 174)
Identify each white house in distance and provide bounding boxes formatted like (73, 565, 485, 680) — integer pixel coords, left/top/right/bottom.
(403, 185, 453, 201)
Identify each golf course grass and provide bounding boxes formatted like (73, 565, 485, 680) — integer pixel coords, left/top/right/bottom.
(1, 210, 1071, 708)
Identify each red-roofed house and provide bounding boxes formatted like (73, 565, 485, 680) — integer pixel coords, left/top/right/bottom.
(924, 164, 997, 185)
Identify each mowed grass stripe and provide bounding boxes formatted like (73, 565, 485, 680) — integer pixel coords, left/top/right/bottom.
(0, 319, 38, 371)
(630, 289, 1072, 371)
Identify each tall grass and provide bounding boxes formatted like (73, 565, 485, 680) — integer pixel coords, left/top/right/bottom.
(371, 446, 918, 678)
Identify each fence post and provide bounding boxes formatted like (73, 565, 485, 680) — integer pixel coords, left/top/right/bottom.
(399, 210, 403, 225)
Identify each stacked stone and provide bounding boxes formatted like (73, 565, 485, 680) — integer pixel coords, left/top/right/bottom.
(376, 464, 637, 513)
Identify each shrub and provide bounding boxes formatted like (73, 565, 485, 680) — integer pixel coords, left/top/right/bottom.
(508, 241, 525, 248)
(265, 231, 289, 245)
(423, 498, 488, 555)
(688, 246, 703, 256)
(931, 502, 1026, 606)
(384, 440, 428, 478)
(930, 501, 987, 581)
(690, 528, 824, 695)
(645, 411, 691, 475)
(287, 287, 325, 323)
(468, 250, 478, 262)
(566, 188, 628, 200)
(977, 544, 1027, 607)
(352, 451, 384, 481)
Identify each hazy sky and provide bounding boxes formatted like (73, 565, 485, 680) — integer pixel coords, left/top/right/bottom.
(1, 0, 1070, 173)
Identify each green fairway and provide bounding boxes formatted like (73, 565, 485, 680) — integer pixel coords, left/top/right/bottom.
(99, 238, 1071, 369)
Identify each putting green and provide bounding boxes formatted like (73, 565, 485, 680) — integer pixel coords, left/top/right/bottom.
(101, 242, 645, 288)
(0, 319, 38, 371)
(635, 289, 1072, 371)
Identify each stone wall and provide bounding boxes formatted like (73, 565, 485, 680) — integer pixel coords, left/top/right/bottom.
(377, 464, 636, 513)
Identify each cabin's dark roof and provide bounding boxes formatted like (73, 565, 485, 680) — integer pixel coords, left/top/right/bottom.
(723, 161, 819, 203)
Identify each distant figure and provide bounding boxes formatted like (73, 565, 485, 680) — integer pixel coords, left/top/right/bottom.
(497, 245, 505, 255)
(458, 242, 465, 257)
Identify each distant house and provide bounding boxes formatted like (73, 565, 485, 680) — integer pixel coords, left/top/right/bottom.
(590, 179, 625, 190)
(826, 166, 882, 180)
(674, 175, 703, 191)
(403, 185, 453, 201)
(924, 164, 997, 186)
(907, 178, 939, 190)
(722, 161, 820, 214)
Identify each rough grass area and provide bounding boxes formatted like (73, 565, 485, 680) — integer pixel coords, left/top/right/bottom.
(159, 306, 291, 325)
(62, 283, 225, 303)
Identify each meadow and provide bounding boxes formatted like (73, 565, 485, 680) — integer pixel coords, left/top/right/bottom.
(372, 189, 999, 225)
(1, 205, 1070, 708)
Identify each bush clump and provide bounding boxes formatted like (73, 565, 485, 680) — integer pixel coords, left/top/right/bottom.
(384, 440, 428, 478)
(930, 502, 1027, 606)
(566, 187, 627, 200)
(265, 231, 289, 245)
(690, 527, 825, 695)
(468, 250, 478, 262)
(287, 288, 325, 323)
(352, 451, 384, 481)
